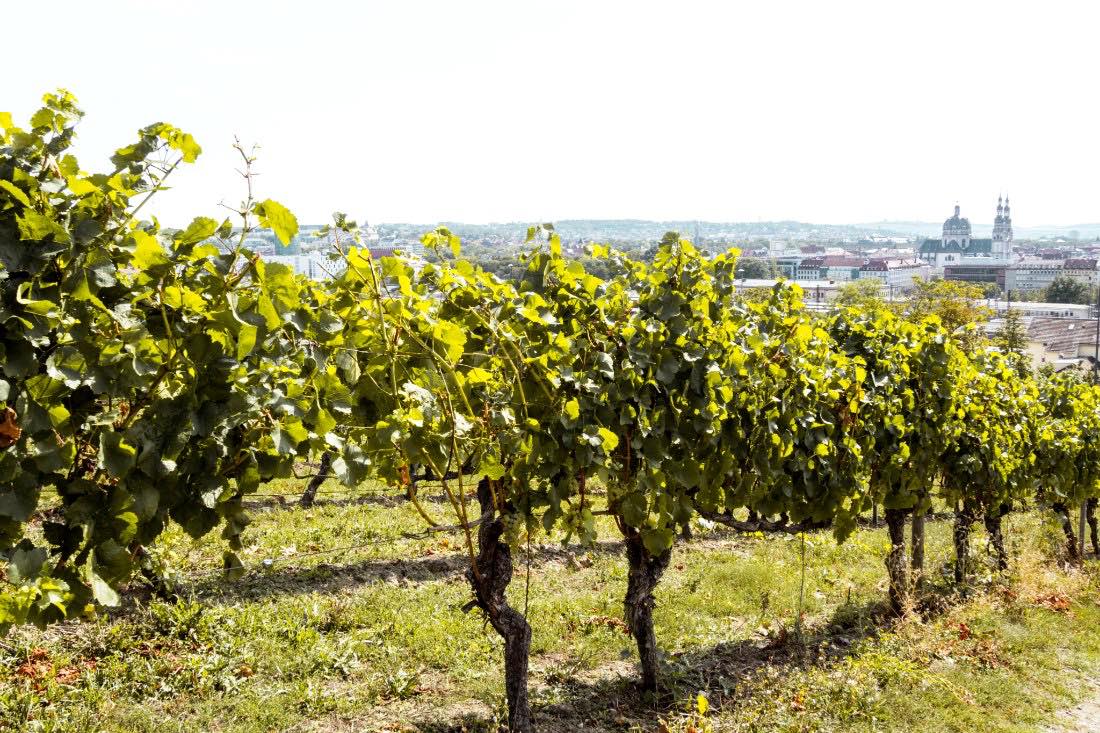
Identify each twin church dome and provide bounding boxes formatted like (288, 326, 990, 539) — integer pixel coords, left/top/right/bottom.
(919, 197, 1014, 266)
(942, 197, 1011, 239)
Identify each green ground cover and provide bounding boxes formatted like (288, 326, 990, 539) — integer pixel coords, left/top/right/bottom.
(3, 480, 1099, 732)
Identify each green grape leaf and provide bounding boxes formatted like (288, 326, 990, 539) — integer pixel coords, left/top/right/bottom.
(255, 199, 299, 246)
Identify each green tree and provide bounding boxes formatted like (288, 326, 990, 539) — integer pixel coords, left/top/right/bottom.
(981, 282, 1002, 298)
(996, 307, 1029, 370)
(735, 257, 773, 279)
(834, 279, 891, 313)
(1044, 275, 1092, 305)
(905, 279, 991, 350)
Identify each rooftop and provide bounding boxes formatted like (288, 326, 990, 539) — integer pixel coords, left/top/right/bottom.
(1027, 317, 1100, 356)
(1064, 258, 1098, 270)
(920, 237, 994, 254)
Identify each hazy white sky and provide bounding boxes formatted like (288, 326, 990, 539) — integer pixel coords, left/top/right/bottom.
(6, 1, 1099, 226)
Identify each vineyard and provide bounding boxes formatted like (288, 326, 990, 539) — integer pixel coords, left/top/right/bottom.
(5, 95, 1100, 732)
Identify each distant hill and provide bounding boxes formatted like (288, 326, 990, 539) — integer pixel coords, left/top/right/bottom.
(314, 218, 1100, 244)
(375, 219, 913, 242)
(854, 220, 1100, 240)
(1015, 223, 1100, 240)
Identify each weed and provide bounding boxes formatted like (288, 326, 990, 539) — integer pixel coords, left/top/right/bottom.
(2, 493, 1100, 732)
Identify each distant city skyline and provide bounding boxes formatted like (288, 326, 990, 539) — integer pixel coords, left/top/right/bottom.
(7, 1, 1100, 227)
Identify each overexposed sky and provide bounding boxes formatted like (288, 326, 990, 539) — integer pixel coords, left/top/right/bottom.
(5, 0, 1099, 227)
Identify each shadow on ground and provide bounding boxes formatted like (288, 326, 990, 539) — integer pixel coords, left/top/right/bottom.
(183, 522, 795, 605)
(399, 595, 912, 733)
(398, 574, 978, 733)
(186, 539, 632, 604)
(243, 490, 457, 511)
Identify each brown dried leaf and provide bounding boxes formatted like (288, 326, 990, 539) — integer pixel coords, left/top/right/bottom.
(1035, 592, 1072, 613)
(0, 407, 21, 449)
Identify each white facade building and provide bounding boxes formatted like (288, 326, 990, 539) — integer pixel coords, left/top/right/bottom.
(858, 260, 930, 289)
(265, 252, 347, 280)
(1063, 259, 1099, 287)
(1004, 261, 1064, 292)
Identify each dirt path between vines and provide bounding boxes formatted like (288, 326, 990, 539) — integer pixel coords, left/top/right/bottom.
(1045, 677, 1100, 732)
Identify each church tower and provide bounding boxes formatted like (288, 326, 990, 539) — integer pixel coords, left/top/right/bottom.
(992, 195, 1014, 260)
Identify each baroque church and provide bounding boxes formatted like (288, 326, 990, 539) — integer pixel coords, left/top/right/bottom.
(918, 197, 1014, 268)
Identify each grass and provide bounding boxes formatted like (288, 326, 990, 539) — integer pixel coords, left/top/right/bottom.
(4, 479, 1100, 732)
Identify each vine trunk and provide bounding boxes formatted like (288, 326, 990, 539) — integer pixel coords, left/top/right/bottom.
(910, 510, 925, 584)
(466, 479, 532, 732)
(885, 508, 910, 614)
(623, 527, 671, 692)
(953, 502, 978, 583)
(983, 503, 1010, 572)
(299, 451, 333, 508)
(1052, 502, 1081, 563)
(1088, 498, 1100, 556)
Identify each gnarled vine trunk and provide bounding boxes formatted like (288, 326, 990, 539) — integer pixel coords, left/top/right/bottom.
(953, 502, 978, 583)
(466, 479, 532, 732)
(885, 508, 910, 614)
(910, 509, 925, 586)
(1051, 501, 1080, 563)
(983, 502, 1010, 572)
(1088, 498, 1100, 556)
(299, 451, 332, 508)
(623, 527, 671, 692)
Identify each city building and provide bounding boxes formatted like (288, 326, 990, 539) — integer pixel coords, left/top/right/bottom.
(266, 252, 347, 280)
(1024, 317, 1100, 370)
(819, 256, 864, 281)
(918, 198, 1013, 268)
(1063, 258, 1099, 287)
(795, 257, 826, 280)
(857, 259, 929, 289)
(1004, 261, 1064, 292)
(985, 301, 1093, 319)
(734, 278, 847, 303)
(944, 263, 1005, 288)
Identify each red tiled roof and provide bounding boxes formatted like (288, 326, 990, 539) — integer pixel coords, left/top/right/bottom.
(1064, 259, 1098, 270)
(822, 256, 864, 267)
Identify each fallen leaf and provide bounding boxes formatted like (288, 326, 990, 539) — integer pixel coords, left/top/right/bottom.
(1035, 592, 1072, 613)
(0, 407, 21, 449)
